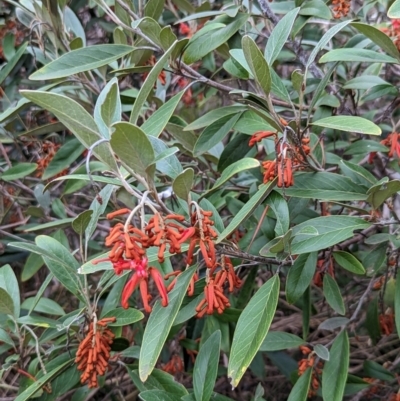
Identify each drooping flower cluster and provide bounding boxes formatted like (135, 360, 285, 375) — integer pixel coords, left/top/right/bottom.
(331, 0, 350, 19)
(381, 19, 400, 51)
(249, 131, 310, 187)
(369, 132, 400, 163)
(162, 354, 184, 375)
(75, 317, 116, 388)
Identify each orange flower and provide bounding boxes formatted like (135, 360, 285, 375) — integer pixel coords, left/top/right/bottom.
(331, 0, 350, 19)
(248, 130, 277, 147)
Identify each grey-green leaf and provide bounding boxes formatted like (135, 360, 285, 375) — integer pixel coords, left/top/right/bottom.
(173, 168, 194, 201)
(311, 116, 381, 135)
(332, 251, 365, 275)
(323, 274, 346, 315)
(72, 210, 94, 235)
(287, 368, 312, 401)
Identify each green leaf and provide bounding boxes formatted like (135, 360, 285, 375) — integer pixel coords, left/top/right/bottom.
(265, 8, 300, 64)
(0, 288, 14, 316)
(366, 179, 400, 209)
(185, 106, 246, 131)
(290, 216, 370, 255)
(363, 360, 395, 381)
(72, 210, 93, 235)
(172, 168, 194, 201)
(320, 49, 398, 64)
(343, 75, 391, 90)
(242, 35, 271, 95)
(21, 297, 65, 316)
(389, 0, 400, 18)
(183, 13, 248, 64)
(94, 77, 121, 139)
(0, 264, 20, 318)
(288, 368, 312, 401)
(193, 113, 241, 156)
(311, 116, 381, 135)
(193, 330, 221, 401)
(228, 275, 280, 387)
(102, 308, 144, 326)
(259, 331, 305, 351)
(139, 390, 182, 401)
(0, 163, 37, 181)
(266, 191, 290, 236)
(300, 0, 331, 19)
(207, 158, 260, 194)
(130, 41, 177, 125)
(35, 236, 84, 302)
(142, 90, 185, 137)
(323, 274, 345, 315)
(144, 0, 164, 19)
(339, 160, 377, 187)
(307, 20, 353, 69)
(20, 91, 117, 170)
(42, 139, 85, 180)
(314, 344, 330, 361)
(139, 265, 197, 381)
(332, 251, 365, 275)
(282, 172, 368, 201)
(110, 122, 155, 177)
(321, 330, 349, 401)
(285, 252, 317, 304)
(0, 328, 14, 346)
(217, 181, 276, 243)
(30, 44, 133, 80)
(0, 42, 27, 86)
(14, 360, 72, 401)
(395, 276, 400, 339)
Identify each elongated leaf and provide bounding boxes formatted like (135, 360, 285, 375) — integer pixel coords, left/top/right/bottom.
(287, 368, 312, 401)
(339, 160, 377, 187)
(139, 265, 197, 381)
(322, 330, 349, 401)
(266, 191, 290, 236)
(72, 210, 93, 235)
(389, 0, 400, 18)
(14, 360, 72, 401)
(307, 20, 353, 68)
(333, 251, 365, 275)
(207, 158, 260, 194)
(35, 236, 84, 302)
(290, 216, 370, 254)
(300, 0, 331, 19)
(0, 288, 14, 316)
(0, 42, 27, 85)
(320, 49, 398, 64)
(285, 252, 317, 304)
(20, 91, 117, 170)
(139, 390, 182, 401)
(228, 275, 280, 387)
(142, 90, 185, 137)
(323, 275, 345, 315)
(30, 45, 133, 80)
(217, 181, 276, 243)
(282, 172, 368, 201)
(144, 0, 164, 19)
(0, 328, 14, 346)
(0, 163, 37, 181)
(265, 8, 300, 64)
(193, 330, 221, 401)
(110, 122, 154, 177)
(183, 13, 248, 64)
(102, 308, 144, 326)
(0, 264, 20, 318)
(260, 331, 305, 351)
(242, 35, 271, 95)
(311, 116, 381, 135)
(173, 168, 194, 201)
(94, 77, 121, 139)
(193, 113, 241, 156)
(367, 179, 400, 209)
(130, 41, 177, 125)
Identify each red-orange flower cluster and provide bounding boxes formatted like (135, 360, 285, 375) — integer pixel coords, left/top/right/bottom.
(382, 133, 400, 158)
(249, 132, 310, 187)
(379, 309, 394, 336)
(35, 141, 61, 178)
(162, 354, 184, 375)
(298, 346, 322, 398)
(331, 0, 350, 19)
(313, 256, 334, 287)
(381, 20, 400, 51)
(75, 317, 116, 388)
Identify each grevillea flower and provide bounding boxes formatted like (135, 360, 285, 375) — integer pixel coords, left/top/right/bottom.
(162, 354, 184, 375)
(248, 130, 277, 147)
(297, 347, 323, 397)
(381, 132, 400, 158)
(195, 278, 231, 318)
(331, 0, 350, 19)
(75, 317, 116, 388)
(379, 308, 394, 335)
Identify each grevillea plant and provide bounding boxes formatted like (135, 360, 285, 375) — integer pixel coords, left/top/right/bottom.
(3, 0, 400, 400)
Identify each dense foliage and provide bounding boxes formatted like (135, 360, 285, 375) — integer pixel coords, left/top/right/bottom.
(2, 0, 400, 400)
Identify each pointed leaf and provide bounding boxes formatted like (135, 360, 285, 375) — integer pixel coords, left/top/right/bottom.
(311, 116, 381, 135)
(320, 49, 398, 64)
(0, 288, 14, 316)
(285, 252, 317, 304)
(172, 168, 194, 201)
(266, 191, 290, 236)
(287, 368, 312, 401)
(242, 35, 271, 94)
(193, 330, 221, 401)
(332, 251, 365, 275)
(389, 0, 400, 18)
(322, 330, 349, 401)
(323, 274, 345, 315)
(139, 265, 197, 381)
(314, 344, 330, 361)
(0, 264, 20, 318)
(72, 210, 93, 235)
(110, 122, 154, 177)
(0, 163, 37, 181)
(0, 42, 27, 86)
(30, 44, 133, 80)
(228, 275, 280, 387)
(260, 331, 305, 351)
(102, 308, 144, 326)
(20, 90, 117, 170)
